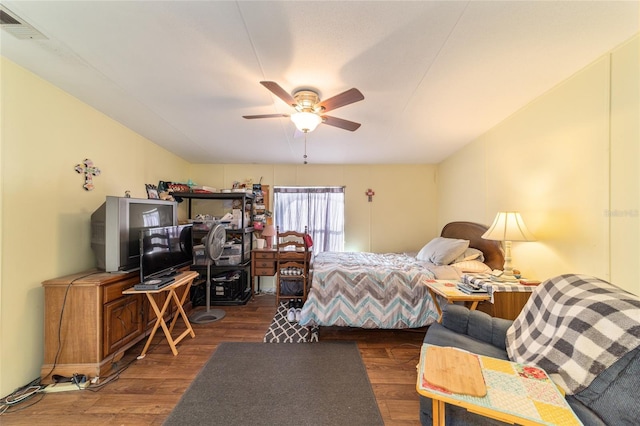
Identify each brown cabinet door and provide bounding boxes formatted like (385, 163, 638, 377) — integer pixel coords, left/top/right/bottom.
(103, 294, 144, 356)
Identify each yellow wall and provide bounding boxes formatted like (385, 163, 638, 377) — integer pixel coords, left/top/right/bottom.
(610, 35, 640, 289)
(437, 35, 639, 295)
(0, 58, 191, 397)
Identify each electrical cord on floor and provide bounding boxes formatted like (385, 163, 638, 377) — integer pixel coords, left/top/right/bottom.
(86, 344, 152, 392)
(84, 364, 127, 391)
(87, 335, 165, 392)
(1, 372, 94, 415)
(0, 378, 45, 415)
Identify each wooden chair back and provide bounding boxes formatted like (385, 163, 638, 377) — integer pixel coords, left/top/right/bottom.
(275, 226, 310, 305)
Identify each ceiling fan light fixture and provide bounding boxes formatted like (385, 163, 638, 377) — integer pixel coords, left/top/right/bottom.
(291, 111, 322, 133)
(245, 81, 363, 132)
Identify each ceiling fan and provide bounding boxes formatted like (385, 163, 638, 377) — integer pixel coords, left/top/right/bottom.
(243, 81, 364, 133)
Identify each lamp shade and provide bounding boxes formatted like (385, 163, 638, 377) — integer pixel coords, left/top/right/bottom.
(262, 224, 277, 237)
(262, 224, 277, 249)
(291, 112, 322, 133)
(482, 212, 535, 242)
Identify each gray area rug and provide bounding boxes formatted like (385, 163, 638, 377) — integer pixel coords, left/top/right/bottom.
(163, 341, 384, 426)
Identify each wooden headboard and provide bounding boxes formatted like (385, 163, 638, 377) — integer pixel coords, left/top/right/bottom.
(440, 221, 504, 271)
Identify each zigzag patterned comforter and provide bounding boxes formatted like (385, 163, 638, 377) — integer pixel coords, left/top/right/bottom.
(299, 252, 440, 328)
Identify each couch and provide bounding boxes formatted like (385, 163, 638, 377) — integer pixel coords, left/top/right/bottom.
(419, 274, 640, 426)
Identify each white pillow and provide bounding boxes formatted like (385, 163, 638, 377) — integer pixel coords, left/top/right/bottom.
(453, 248, 485, 263)
(416, 237, 470, 265)
(451, 260, 492, 273)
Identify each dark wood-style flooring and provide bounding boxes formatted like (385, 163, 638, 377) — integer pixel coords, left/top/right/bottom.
(2, 294, 426, 425)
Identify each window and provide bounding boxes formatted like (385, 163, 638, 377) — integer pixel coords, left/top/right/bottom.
(273, 186, 345, 254)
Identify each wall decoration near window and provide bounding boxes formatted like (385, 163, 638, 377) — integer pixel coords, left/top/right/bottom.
(365, 188, 375, 202)
(74, 158, 100, 191)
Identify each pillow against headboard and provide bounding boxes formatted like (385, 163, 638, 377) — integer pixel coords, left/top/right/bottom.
(451, 260, 492, 273)
(453, 248, 485, 263)
(416, 237, 470, 265)
(440, 222, 505, 271)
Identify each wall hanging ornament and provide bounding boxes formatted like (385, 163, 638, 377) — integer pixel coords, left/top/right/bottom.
(365, 188, 375, 202)
(75, 158, 101, 191)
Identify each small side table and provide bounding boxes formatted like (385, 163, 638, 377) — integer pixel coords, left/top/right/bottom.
(417, 344, 582, 426)
(461, 274, 537, 320)
(122, 271, 198, 358)
(424, 279, 490, 323)
(251, 248, 277, 295)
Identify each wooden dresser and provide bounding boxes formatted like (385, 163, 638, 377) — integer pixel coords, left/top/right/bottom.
(41, 269, 189, 382)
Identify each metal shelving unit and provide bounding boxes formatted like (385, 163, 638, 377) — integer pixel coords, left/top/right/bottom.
(173, 191, 254, 305)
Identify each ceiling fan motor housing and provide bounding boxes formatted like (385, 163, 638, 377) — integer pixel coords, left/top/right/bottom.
(293, 90, 323, 113)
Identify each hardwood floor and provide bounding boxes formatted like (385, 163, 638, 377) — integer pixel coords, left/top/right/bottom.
(2, 294, 426, 425)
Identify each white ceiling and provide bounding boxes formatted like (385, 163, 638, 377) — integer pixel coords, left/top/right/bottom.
(2, 1, 638, 165)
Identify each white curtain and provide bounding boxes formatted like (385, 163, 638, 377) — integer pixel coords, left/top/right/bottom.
(273, 187, 344, 254)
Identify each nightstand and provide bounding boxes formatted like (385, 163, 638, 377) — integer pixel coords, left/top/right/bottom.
(424, 280, 490, 323)
(251, 248, 277, 294)
(461, 274, 537, 320)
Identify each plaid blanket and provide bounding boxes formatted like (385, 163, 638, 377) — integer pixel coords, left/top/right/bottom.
(506, 274, 640, 395)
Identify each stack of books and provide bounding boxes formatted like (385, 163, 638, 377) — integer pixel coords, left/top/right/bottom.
(457, 281, 488, 294)
(461, 274, 491, 286)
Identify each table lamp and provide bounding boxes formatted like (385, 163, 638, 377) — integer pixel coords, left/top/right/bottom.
(262, 224, 277, 249)
(481, 211, 535, 277)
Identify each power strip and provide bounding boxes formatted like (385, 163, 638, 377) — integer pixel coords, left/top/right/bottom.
(42, 381, 89, 393)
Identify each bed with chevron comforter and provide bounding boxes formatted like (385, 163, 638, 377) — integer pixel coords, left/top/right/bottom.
(298, 251, 441, 328)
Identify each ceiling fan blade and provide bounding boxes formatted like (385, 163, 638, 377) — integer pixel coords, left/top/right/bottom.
(322, 115, 361, 132)
(243, 114, 290, 119)
(317, 88, 364, 113)
(260, 81, 296, 106)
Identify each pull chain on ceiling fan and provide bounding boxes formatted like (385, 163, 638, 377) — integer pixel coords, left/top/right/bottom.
(303, 133, 308, 164)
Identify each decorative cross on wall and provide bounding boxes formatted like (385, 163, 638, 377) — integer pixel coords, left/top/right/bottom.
(365, 188, 375, 202)
(75, 158, 101, 191)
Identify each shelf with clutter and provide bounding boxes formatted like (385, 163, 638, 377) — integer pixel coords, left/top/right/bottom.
(251, 184, 272, 246)
(172, 190, 255, 306)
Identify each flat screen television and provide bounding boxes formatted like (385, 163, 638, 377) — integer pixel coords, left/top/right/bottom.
(91, 196, 177, 272)
(139, 224, 193, 283)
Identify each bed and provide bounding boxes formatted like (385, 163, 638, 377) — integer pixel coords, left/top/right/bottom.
(298, 221, 505, 329)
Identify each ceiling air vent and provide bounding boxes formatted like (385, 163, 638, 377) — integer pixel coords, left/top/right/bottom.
(1, 6, 47, 40)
